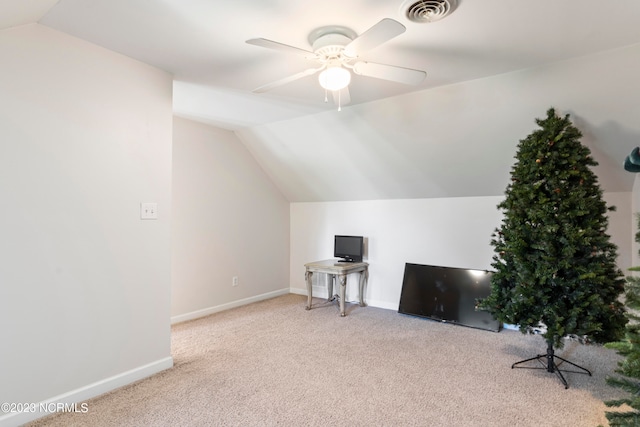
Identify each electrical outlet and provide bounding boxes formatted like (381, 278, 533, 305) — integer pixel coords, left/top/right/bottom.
(140, 202, 158, 220)
(232, 276, 238, 287)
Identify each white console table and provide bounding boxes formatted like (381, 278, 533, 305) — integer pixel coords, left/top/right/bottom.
(304, 259, 369, 317)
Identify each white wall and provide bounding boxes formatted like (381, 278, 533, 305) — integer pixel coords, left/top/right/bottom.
(291, 196, 504, 309)
(0, 24, 173, 425)
(171, 117, 290, 322)
(291, 193, 632, 310)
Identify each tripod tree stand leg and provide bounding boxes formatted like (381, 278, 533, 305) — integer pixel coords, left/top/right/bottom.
(511, 340, 591, 389)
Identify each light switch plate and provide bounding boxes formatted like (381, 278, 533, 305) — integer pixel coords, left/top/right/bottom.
(140, 202, 158, 220)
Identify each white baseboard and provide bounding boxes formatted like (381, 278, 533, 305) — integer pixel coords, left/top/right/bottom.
(290, 285, 326, 298)
(0, 357, 173, 427)
(171, 288, 290, 324)
(289, 286, 398, 311)
(365, 299, 399, 311)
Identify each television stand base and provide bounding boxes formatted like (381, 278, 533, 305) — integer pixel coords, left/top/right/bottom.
(511, 343, 591, 389)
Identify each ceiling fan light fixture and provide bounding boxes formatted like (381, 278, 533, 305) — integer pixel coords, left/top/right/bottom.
(318, 66, 351, 91)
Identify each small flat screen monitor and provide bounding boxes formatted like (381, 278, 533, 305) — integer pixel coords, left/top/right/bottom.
(334, 235, 364, 263)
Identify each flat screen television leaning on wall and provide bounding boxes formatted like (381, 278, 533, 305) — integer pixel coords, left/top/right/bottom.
(334, 235, 364, 263)
(398, 263, 500, 332)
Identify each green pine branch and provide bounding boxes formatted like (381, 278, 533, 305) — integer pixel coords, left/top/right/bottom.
(604, 213, 640, 425)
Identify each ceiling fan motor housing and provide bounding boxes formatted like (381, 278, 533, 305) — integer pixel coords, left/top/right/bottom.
(312, 33, 353, 59)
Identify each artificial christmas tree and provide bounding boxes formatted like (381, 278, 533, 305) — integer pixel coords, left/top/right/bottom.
(603, 220, 640, 425)
(479, 108, 626, 388)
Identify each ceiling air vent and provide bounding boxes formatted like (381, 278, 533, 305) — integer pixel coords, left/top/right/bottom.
(401, 0, 458, 23)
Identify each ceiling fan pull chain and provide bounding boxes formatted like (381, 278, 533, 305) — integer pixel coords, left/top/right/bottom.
(338, 90, 342, 112)
(324, 89, 328, 103)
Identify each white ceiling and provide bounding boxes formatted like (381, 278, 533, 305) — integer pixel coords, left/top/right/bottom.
(3, 0, 640, 201)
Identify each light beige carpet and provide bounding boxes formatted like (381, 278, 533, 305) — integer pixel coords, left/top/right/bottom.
(29, 294, 629, 426)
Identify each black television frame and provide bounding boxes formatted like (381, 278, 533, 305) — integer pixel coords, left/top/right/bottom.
(334, 235, 364, 263)
(398, 263, 500, 332)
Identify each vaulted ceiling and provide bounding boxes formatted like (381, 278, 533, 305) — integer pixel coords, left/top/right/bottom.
(4, 0, 640, 201)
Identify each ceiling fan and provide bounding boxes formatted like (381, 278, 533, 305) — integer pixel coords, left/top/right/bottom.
(246, 18, 427, 108)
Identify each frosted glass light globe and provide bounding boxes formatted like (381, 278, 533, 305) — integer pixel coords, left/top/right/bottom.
(318, 66, 351, 91)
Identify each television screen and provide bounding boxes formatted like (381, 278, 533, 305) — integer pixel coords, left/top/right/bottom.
(398, 263, 500, 332)
(334, 235, 364, 263)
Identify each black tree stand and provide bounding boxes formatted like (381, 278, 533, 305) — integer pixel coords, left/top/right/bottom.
(511, 340, 592, 389)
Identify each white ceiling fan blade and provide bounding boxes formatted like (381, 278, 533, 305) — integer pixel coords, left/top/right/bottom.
(343, 18, 406, 58)
(331, 87, 351, 107)
(246, 38, 317, 59)
(253, 67, 323, 93)
(353, 61, 426, 85)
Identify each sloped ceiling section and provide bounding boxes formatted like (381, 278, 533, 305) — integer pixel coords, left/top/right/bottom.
(0, 0, 59, 30)
(237, 44, 640, 202)
(2, 0, 639, 202)
(35, 0, 640, 128)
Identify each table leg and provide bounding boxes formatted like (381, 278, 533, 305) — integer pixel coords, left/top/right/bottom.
(339, 274, 347, 317)
(358, 269, 369, 307)
(305, 270, 313, 310)
(327, 274, 334, 301)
